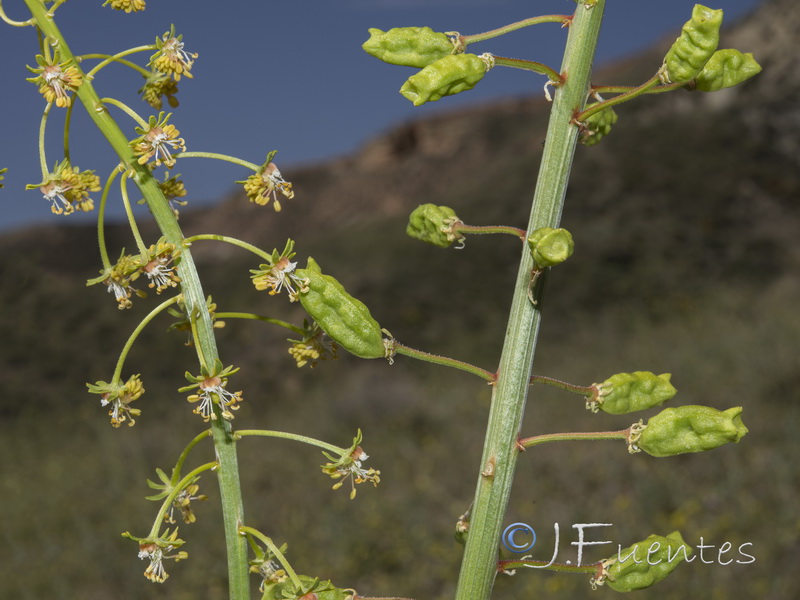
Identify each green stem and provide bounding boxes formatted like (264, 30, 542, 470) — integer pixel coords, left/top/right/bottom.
(82, 47, 153, 79)
(391, 341, 496, 383)
(183, 233, 275, 263)
(578, 73, 661, 122)
(215, 312, 306, 337)
(498, 558, 600, 574)
(174, 151, 260, 172)
(111, 295, 182, 383)
(235, 429, 344, 456)
(172, 429, 213, 484)
(492, 55, 562, 83)
(0, 1, 33, 26)
(529, 374, 593, 396)
(95, 167, 120, 270)
(591, 80, 684, 96)
(463, 15, 571, 45)
(518, 428, 629, 450)
(119, 172, 149, 256)
(238, 526, 303, 590)
(37, 102, 52, 178)
(454, 3, 606, 599)
(21, 3, 251, 597)
(149, 461, 219, 537)
(454, 223, 527, 240)
(100, 96, 148, 128)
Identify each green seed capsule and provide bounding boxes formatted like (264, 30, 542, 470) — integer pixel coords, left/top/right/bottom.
(400, 54, 488, 106)
(362, 26, 456, 68)
(693, 49, 762, 91)
(295, 258, 385, 360)
(406, 203, 463, 248)
(591, 372, 676, 415)
(601, 531, 692, 592)
(636, 405, 748, 457)
(579, 104, 618, 147)
(662, 4, 723, 84)
(527, 227, 574, 268)
(261, 574, 353, 600)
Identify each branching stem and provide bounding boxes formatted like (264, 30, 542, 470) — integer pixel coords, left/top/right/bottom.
(462, 15, 571, 45)
(391, 341, 497, 383)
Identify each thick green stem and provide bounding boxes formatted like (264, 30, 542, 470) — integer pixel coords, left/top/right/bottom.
(454, 3, 606, 599)
(22, 2, 250, 598)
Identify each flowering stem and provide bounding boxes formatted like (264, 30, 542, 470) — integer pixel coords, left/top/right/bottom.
(37, 102, 53, 178)
(577, 73, 661, 122)
(235, 429, 345, 456)
(529, 374, 593, 396)
(455, 3, 606, 599)
(99, 96, 148, 128)
(238, 526, 303, 590)
(591, 80, 684, 96)
(462, 15, 571, 45)
(498, 558, 600, 574)
(148, 461, 219, 538)
(215, 312, 306, 337)
(183, 233, 275, 263)
(95, 167, 120, 270)
(492, 55, 563, 83)
(518, 428, 630, 450)
(111, 295, 183, 384)
(119, 171, 150, 256)
(174, 151, 260, 172)
(0, 1, 33, 26)
(171, 429, 213, 485)
(21, 3, 251, 596)
(391, 341, 496, 383)
(82, 47, 154, 79)
(454, 223, 527, 240)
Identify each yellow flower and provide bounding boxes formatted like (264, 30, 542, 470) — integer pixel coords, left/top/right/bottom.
(130, 112, 186, 168)
(87, 374, 145, 428)
(321, 431, 381, 500)
(103, 0, 146, 13)
(26, 53, 83, 108)
(27, 160, 100, 215)
(139, 70, 180, 110)
(150, 25, 197, 81)
(240, 162, 294, 211)
(141, 237, 181, 293)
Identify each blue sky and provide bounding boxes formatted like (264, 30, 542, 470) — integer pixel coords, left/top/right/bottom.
(0, 0, 763, 231)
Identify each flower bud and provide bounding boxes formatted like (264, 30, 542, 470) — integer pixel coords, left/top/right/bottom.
(598, 531, 692, 592)
(590, 372, 676, 415)
(635, 405, 748, 457)
(362, 26, 456, 68)
(406, 203, 463, 248)
(527, 227, 574, 268)
(662, 4, 723, 84)
(400, 54, 488, 106)
(579, 104, 618, 147)
(693, 49, 761, 92)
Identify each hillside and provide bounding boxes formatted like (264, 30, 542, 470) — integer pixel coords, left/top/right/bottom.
(1, 1, 798, 598)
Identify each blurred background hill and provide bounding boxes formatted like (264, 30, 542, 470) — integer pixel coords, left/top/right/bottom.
(1, 0, 798, 598)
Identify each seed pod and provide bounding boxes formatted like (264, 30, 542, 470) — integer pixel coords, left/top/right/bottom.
(636, 405, 748, 457)
(400, 54, 488, 106)
(527, 227, 574, 268)
(579, 104, 618, 147)
(295, 258, 385, 359)
(591, 372, 676, 415)
(662, 4, 723, 84)
(362, 26, 456, 68)
(693, 49, 762, 92)
(601, 531, 692, 592)
(406, 203, 462, 248)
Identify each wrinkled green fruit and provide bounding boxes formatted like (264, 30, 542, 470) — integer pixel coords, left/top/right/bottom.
(400, 54, 487, 106)
(261, 574, 354, 600)
(693, 49, 762, 91)
(527, 227, 574, 268)
(362, 26, 455, 68)
(579, 104, 618, 147)
(662, 4, 723, 84)
(594, 372, 676, 415)
(406, 203, 461, 248)
(604, 531, 692, 592)
(638, 405, 748, 457)
(296, 258, 385, 359)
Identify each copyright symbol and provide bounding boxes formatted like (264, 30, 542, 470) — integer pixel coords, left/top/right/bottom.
(502, 523, 537, 553)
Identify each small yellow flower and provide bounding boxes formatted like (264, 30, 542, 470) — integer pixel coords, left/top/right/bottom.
(167, 483, 207, 525)
(288, 321, 338, 368)
(87, 374, 145, 428)
(182, 365, 243, 422)
(321, 431, 381, 500)
(26, 53, 83, 108)
(0, 167, 7, 188)
(103, 0, 146, 12)
(240, 162, 294, 211)
(27, 160, 100, 215)
(87, 250, 145, 309)
(141, 237, 181, 293)
(150, 25, 197, 81)
(130, 112, 186, 168)
(139, 70, 180, 110)
(129, 528, 187, 583)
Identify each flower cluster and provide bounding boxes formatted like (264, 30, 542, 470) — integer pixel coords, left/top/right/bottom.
(250, 239, 308, 299)
(130, 112, 186, 169)
(154, 172, 188, 216)
(240, 155, 294, 211)
(181, 363, 243, 422)
(145, 468, 208, 525)
(26, 52, 83, 107)
(103, 0, 146, 13)
(149, 25, 198, 81)
(87, 374, 145, 428)
(123, 529, 188, 583)
(141, 238, 181, 293)
(167, 295, 224, 344)
(26, 160, 101, 215)
(288, 321, 338, 368)
(139, 70, 180, 110)
(321, 431, 381, 500)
